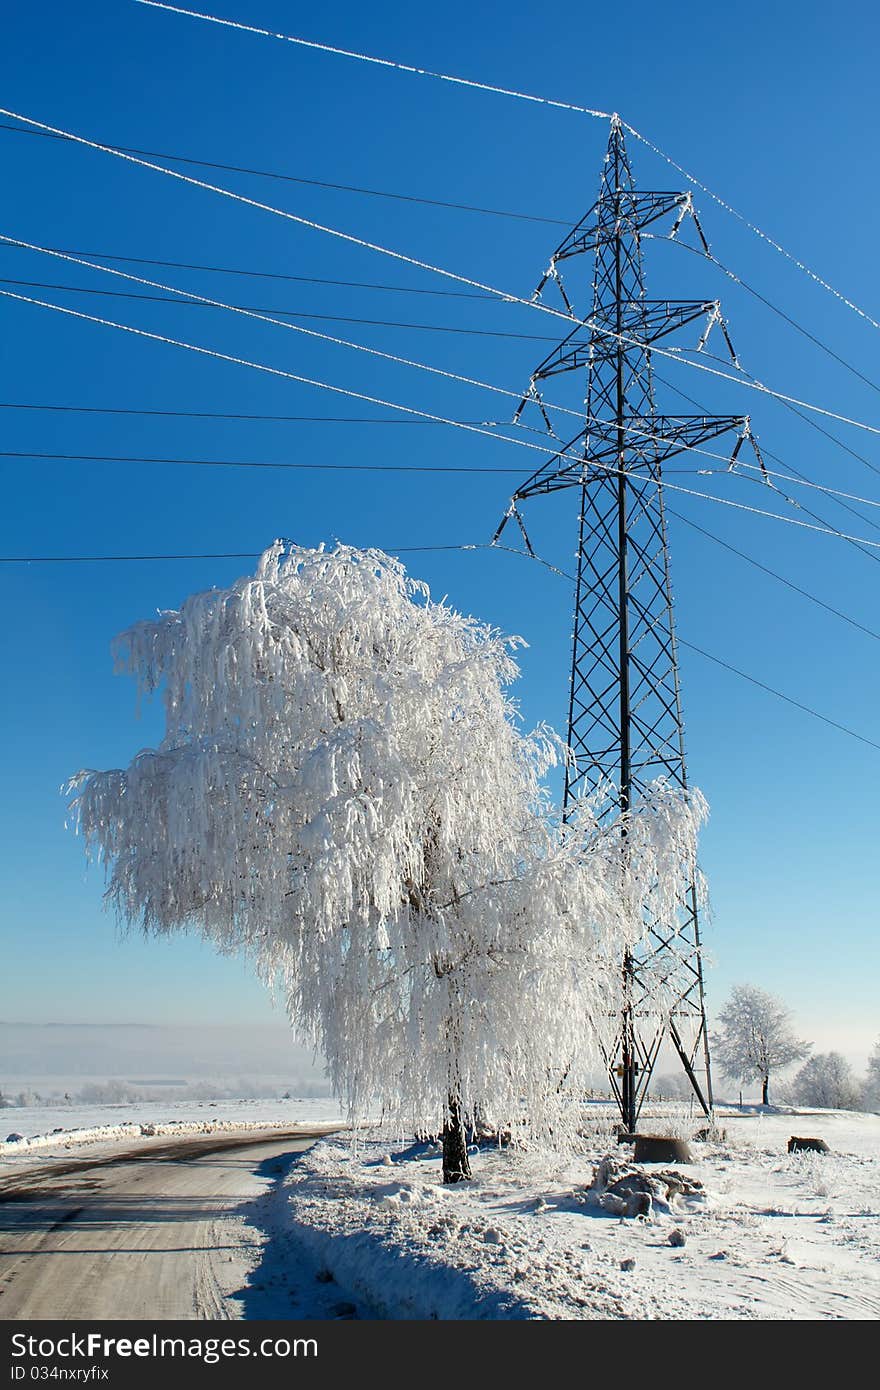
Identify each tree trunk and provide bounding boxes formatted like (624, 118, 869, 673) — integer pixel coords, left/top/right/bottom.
(762, 1075, 769, 1106)
(442, 1093, 471, 1183)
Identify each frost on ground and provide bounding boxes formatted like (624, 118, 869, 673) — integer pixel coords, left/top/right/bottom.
(239, 1107, 880, 1321)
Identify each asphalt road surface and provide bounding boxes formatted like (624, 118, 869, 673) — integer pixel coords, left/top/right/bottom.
(0, 1130, 329, 1320)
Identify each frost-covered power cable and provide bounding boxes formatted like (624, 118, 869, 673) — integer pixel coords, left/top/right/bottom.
(136, 1, 880, 337)
(134, 2, 613, 119)
(0, 108, 580, 327)
(668, 508, 880, 644)
(7, 284, 880, 554)
(652, 359, 880, 562)
(0, 234, 584, 426)
(496, 546, 880, 753)
(647, 233, 880, 401)
(6, 106, 880, 445)
(0, 286, 575, 462)
(5, 234, 819, 482)
(622, 122, 880, 334)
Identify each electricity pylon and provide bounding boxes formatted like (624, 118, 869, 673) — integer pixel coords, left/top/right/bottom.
(495, 115, 765, 1132)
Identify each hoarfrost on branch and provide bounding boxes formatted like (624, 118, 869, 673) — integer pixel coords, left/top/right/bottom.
(69, 541, 707, 1149)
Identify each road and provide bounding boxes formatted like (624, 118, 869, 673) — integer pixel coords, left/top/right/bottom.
(0, 1129, 331, 1320)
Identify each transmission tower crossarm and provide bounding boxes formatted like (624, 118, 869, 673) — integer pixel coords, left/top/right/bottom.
(550, 191, 692, 265)
(499, 414, 754, 509)
(516, 299, 736, 420)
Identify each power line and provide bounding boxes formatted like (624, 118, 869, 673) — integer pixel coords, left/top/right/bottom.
(11, 396, 880, 520)
(678, 341, 880, 485)
(0, 284, 631, 479)
(0, 446, 716, 477)
(0, 106, 583, 327)
(617, 328, 880, 441)
(0, 285, 689, 479)
(0, 242, 499, 298)
(138, 1, 880, 338)
(731, 462, 880, 517)
(0, 277, 561, 341)
(0, 122, 570, 228)
(0, 285, 574, 458)
(0, 449, 532, 474)
(11, 284, 880, 555)
(9, 215, 880, 554)
(5, 530, 877, 753)
(497, 546, 880, 754)
(7, 263, 880, 518)
(652, 234, 880, 402)
(623, 120, 880, 336)
(135, 2, 612, 120)
(652, 363, 880, 567)
(667, 507, 880, 643)
(0, 543, 485, 564)
(677, 638, 880, 753)
(0, 401, 500, 424)
(8, 107, 880, 445)
(0, 234, 584, 426)
(14, 387, 880, 522)
(39, 235, 849, 477)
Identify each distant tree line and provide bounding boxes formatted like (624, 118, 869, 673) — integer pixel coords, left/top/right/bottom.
(0, 1078, 331, 1108)
(705, 983, 879, 1113)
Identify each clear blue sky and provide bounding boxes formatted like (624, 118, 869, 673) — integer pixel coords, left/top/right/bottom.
(1, 0, 878, 1070)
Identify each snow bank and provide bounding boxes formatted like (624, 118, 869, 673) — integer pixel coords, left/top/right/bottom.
(2, 1119, 306, 1158)
(0, 1098, 345, 1158)
(273, 1135, 710, 1319)
(269, 1109, 880, 1320)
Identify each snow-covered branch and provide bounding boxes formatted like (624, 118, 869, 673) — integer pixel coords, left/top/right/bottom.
(69, 541, 708, 1160)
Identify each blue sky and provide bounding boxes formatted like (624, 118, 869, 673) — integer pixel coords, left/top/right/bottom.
(0, 0, 878, 1072)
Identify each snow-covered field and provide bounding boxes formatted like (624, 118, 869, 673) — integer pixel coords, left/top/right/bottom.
(0, 1097, 344, 1161)
(223, 1105, 880, 1320)
(4, 1100, 878, 1319)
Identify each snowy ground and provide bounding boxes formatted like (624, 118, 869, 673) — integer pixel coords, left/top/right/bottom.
(222, 1105, 880, 1320)
(4, 1100, 877, 1319)
(0, 1096, 344, 1161)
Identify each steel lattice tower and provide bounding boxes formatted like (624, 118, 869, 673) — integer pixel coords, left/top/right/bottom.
(495, 116, 764, 1132)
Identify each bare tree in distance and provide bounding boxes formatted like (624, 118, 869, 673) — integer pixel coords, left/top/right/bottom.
(863, 1039, 880, 1114)
(713, 984, 810, 1106)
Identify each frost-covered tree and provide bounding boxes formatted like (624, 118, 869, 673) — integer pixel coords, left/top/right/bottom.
(712, 985, 810, 1106)
(863, 1039, 880, 1113)
(790, 1051, 861, 1111)
(69, 542, 707, 1179)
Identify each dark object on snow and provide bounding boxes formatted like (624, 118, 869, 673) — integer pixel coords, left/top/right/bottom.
(605, 1172, 655, 1217)
(5, 1133, 24, 1144)
(668, 1228, 686, 1247)
(616, 1129, 637, 1144)
(633, 1135, 692, 1164)
(788, 1135, 830, 1154)
(589, 1157, 704, 1218)
(620, 1258, 636, 1272)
